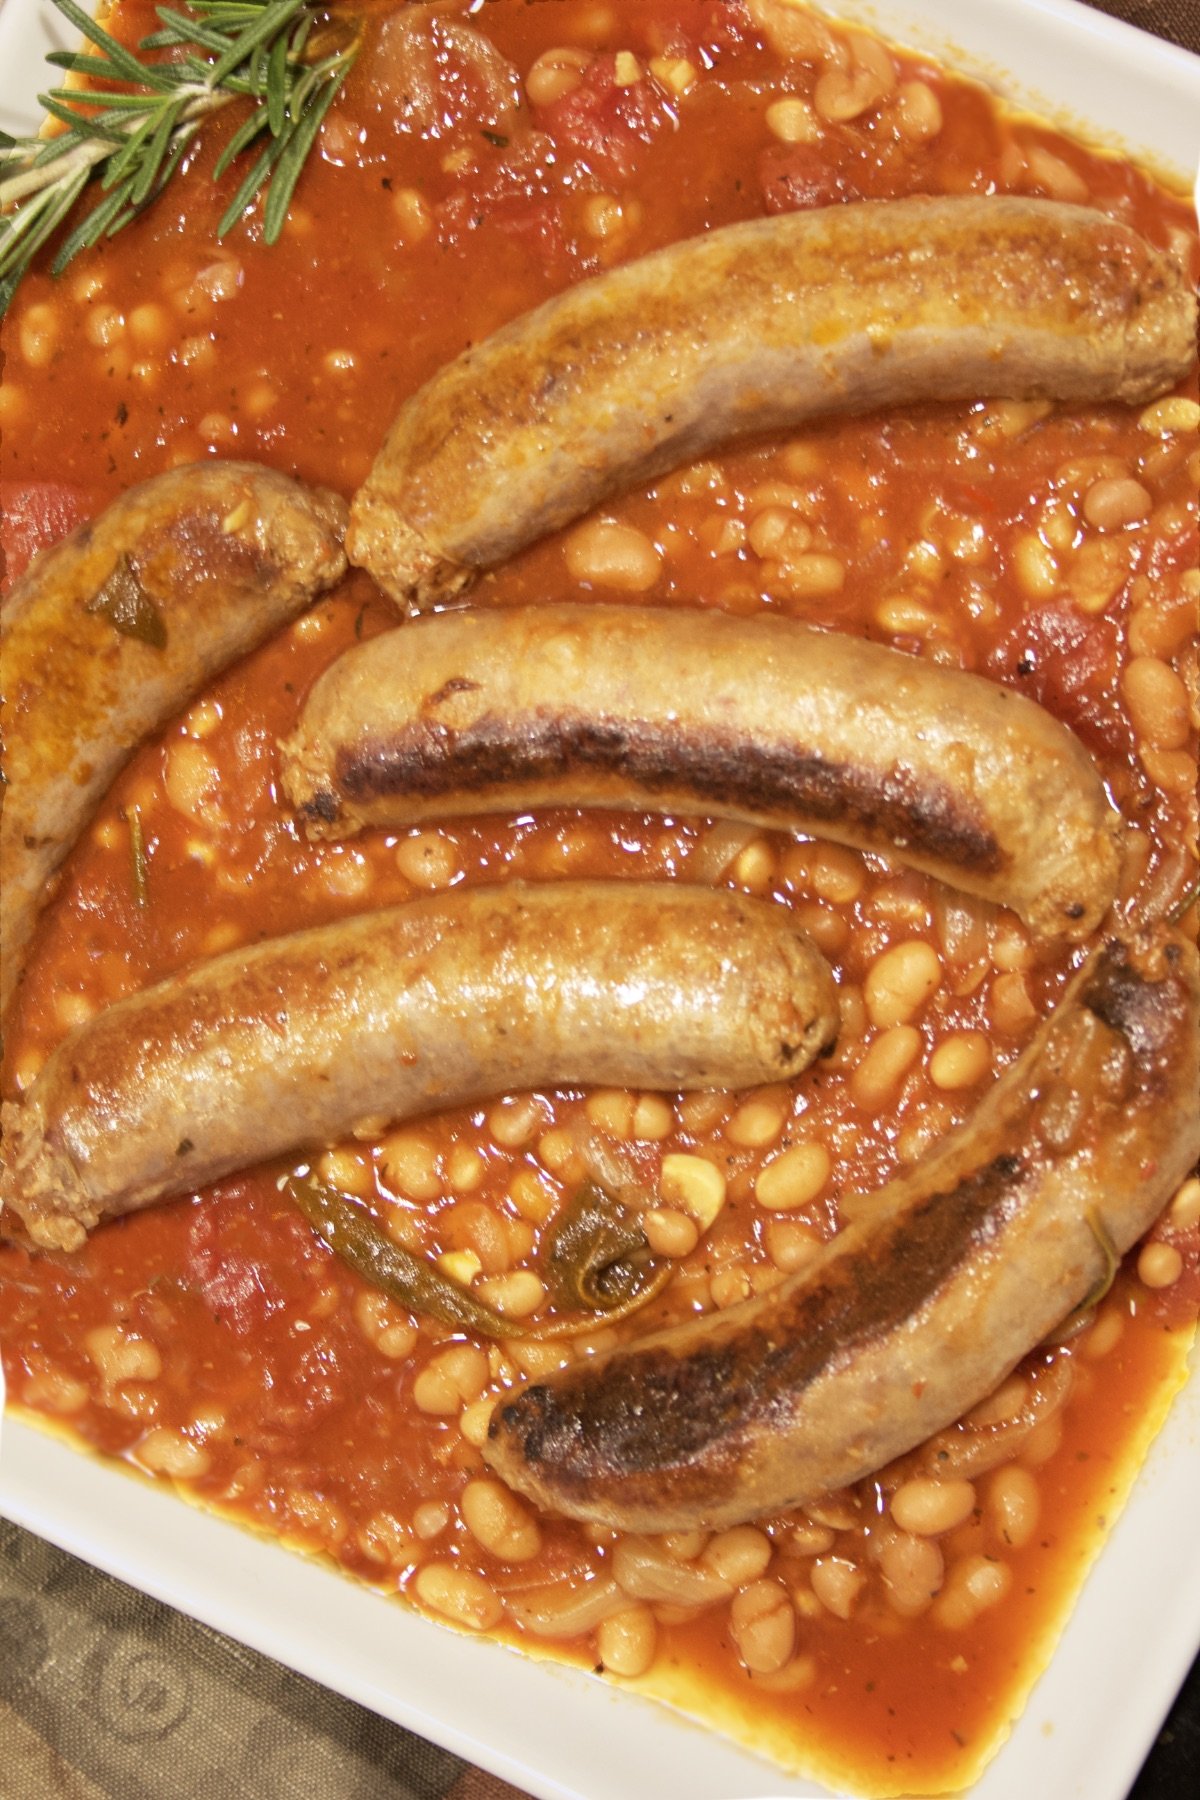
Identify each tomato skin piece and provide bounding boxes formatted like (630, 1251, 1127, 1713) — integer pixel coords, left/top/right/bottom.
(758, 135, 942, 213)
(539, 55, 677, 183)
(437, 137, 569, 277)
(988, 601, 1128, 759)
(1, 482, 97, 592)
(185, 1194, 296, 1338)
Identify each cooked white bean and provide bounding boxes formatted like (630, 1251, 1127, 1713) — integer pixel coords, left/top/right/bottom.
(891, 1476, 976, 1537)
(412, 1344, 489, 1415)
(729, 1578, 796, 1673)
(597, 1604, 658, 1676)
(810, 1554, 866, 1620)
(987, 1467, 1040, 1549)
(565, 518, 662, 591)
(879, 1531, 944, 1617)
(755, 1140, 831, 1210)
(414, 1563, 503, 1631)
(461, 1477, 542, 1562)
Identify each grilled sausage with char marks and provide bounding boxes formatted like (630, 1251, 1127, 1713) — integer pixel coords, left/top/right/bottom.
(485, 924, 1200, 1531)
(281, 603, 1121, 941)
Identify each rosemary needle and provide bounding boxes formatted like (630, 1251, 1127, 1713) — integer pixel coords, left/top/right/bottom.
(0, 0, 361, 317)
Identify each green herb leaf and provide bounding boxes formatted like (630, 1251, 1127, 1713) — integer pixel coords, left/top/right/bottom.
(53, 0, 173, 89)
(216, 131, 283, 239)
(130, 98, 186, 208)
(260, 55, 349, 242)
(213, 100, 272, 183)
(83, 554, 168, 648)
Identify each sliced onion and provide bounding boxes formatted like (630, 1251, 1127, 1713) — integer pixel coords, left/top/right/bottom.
(612, 1537, 733, 1608)
(576, 1121, 655, 1198)
(887, 1355, 1075, 1484)
(363, 12, 522, 137)
(933, 890, 992, 965)
(505, 1574, 625, 1638)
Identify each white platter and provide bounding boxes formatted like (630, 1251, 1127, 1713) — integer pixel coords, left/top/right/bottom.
(2, 3, 1199, 1798)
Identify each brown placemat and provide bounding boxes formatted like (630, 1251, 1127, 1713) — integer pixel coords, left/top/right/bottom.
(2, 4, 1197, 1800)
(0, 1520, 522, 1800)
(1083, 0, 1200, 52)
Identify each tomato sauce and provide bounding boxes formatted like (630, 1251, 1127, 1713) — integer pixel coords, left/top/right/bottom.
(1, 4, 1197, 1793)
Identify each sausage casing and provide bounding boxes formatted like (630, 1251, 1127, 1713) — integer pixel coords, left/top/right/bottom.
(0, 461, 348, 1026)
(484, 925, 1200, 1530)
(282, 603, 1121, 940)
(0, 882, 838, 1252)
(346, 196, 1196, 607)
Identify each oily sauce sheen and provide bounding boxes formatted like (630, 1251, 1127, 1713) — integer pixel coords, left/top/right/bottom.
(1, 3, 1198, 1793)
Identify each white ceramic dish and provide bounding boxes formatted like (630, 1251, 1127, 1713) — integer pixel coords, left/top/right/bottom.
(2, 4, 1199, 1797)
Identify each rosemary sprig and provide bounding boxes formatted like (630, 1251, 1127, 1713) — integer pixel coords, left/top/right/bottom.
(0, 0, 360, 317)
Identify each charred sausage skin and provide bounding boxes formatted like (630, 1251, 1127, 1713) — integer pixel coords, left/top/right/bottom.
(484, 925, 1200, 1531)
(282, 603, 1122, 941)
(0, 461, 348, 1026)
(346, 196, 1197, 608)
(0, 882, 838, 1253)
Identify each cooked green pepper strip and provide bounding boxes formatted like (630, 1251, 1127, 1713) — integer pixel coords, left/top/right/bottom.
(542, 1180, 671, 1314)
(289, 1173, 516, 1339)
(288, 1172, 674, 1341)
(84, 553, 167, 648)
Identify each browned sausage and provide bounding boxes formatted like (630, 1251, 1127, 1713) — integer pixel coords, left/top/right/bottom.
(0, 882, 838, 1253)
(0, 461, 348, 1027)
(281, 603, 1122, 941)
(484, 924, 1200, 1531)
(345, 196, 1196, 608)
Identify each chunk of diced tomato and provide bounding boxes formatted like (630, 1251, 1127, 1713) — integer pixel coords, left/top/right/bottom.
(539, 54, 677, 183)
(988, 601, 1127, 757)
(1, 481, 96, 591)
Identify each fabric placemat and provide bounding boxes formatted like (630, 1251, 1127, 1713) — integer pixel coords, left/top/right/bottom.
(2, 3, 1197, 1798)
(1083, 0, 1200, 50)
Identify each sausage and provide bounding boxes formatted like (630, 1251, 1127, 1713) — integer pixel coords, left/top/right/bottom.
(281, 603, 1122, 941)
(345, 196, 1197, 608)
(0, 882, 838, 1253)
(0, 461, 348, 1029)
(484, 924, 1200, 1531)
